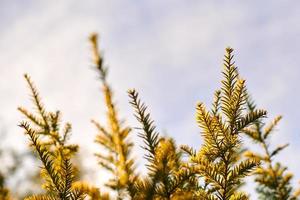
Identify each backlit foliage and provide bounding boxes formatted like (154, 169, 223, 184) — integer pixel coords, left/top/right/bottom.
(18, 74, 104, 200)
(187, 48, 267, 200)
(128, 48, 267, 200)
(0, 33, 298, 200)
(90, 33, 137, 199)
(128, 90, 195, 199)
(243, 97, 300, 200)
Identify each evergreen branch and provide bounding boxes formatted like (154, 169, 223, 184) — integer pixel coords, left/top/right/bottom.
(72, 181, 101, 200)
(211, 90, 221, 116)
(196, 103, 225, 161)
(193, 48, 261, 199)
(18, 107, 44, 127)
(270, 144, 289, 158)
(181, 145, 197, 157)
(192, 157, 224, 192)
(70, 190, 86, 200)
(236, 109, 267, 133)
(90, 33, 137, 198)
(128, 89, 159, 164)
(62, 156, 73, 199)
(62, 123, 72, 145)
(23, 74, 50, 131)
(167, 168, 195, 196)
(154, 138, 183, 198)
(230, 79, 247, 127)
(19, 122, 63, 195)
(91, 120, 111, 140)
(89, 33, 108, 82)
(242, 128, 260, 141)
(97, 160, 114, 172)
(244, 96, 296, 199)
(132, 176, 159, 200)
(228, 159, 259, 185)
(264, 115, 282, 139)
(243, 151, 265, 161)
(221, 47, 239, 121)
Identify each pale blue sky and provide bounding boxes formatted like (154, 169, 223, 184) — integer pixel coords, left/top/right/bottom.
(0, 0, 300, 198)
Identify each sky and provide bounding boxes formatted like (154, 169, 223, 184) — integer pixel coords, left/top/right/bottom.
(0, 0, 300, 198)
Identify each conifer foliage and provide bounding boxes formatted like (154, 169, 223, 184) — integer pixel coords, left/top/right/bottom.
(189, 48, 267, 199)
(90, 33, 137, 199)
(18, 74, 103, 200)
(128, 90, 194, 199)
(243, 98, 300, 200)
(0, 33, 296, 200)
(128, 48, 268, 199)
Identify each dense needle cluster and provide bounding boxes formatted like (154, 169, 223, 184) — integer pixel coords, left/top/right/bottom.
(0, 34, 299, 200)
(18, 74, 105, 200)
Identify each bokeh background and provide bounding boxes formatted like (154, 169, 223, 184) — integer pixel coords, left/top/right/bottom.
(1, 0, 300, 198)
